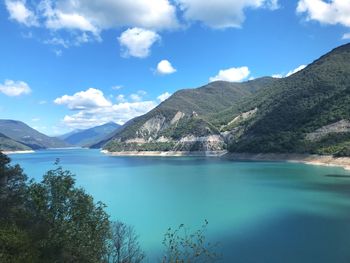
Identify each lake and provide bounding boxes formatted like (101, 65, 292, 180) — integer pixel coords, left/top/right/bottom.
(10, 148, 350, 263)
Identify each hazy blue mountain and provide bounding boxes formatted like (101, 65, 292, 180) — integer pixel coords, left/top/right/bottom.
(58, 129, 84, 140)
(0, 120, 69, 150)
(61, 122, 121, 147)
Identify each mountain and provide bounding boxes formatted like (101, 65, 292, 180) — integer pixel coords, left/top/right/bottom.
(0, 120, 69, 150)
(223, 43, 350, 156)
(100, 43, 350, 157)
(60, 122, 121, 147)
(0, 132, 31, 151)
(58, 129, 83, 140)
(99, 78, 276, 151)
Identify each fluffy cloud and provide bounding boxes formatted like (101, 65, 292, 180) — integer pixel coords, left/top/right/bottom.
(61, 101, 156, 129)
(55, 88, 159, 128)
(176, 0, 279, 29)
(54, 88, 112, 110)
(5, 0, 38, 26)
(156, 60, 177, 75)
(118, 28, 160, 58)
(272, 64, 307, 78)
(286, 64, 307, 77)
(5, 0, 178, 32)
(157, 92, 172, 102)
(343, 33, 350, 40)
(209, 66, 250, 82)
(297, 0, 350, 27)
(0, 79, 32, 96)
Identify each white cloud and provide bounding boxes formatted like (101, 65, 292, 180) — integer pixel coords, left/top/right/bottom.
(157, 92, 172, 102)
(286, 64, 307, 77)
(54, 88, 112, 110)
(41, 0, 178, 31)
(61, 101, 157, 129)
(343, 33, 350, 39)
(272, 64, 307, 78)
(272, 74, 283, 79)
(112, 85, 123, 90)
(118, 28, 160, 58)
(129, 90, 147, 102)
(116, 94, 126, 103)
(5, 0, 38, 26)
(156, 60, 177, 75)
(0, 79, 32, 96)
(209, 66, 250, 82)
(176, 0, 280, 29)
(6, 0, 178, 43)
(31, 117, 40, 122)
(39, 100, 47, 104)
(55, 88, 158, 128)
(297, 0, 350, 27)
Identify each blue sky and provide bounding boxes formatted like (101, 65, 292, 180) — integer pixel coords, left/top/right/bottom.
(0, 0, 349, 135)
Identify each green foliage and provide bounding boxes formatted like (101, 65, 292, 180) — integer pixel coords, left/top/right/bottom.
(225, 44, 350, 156)
(0, 153, 110, 262)
(162, 221, 220, 263)
(27, 165, 111, 262)
(105, 141, 176, 152)
(0, 133, 31, 151)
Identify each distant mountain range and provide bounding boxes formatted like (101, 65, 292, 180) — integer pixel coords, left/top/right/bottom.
(58, 122, 121, 147)
(0, 120, 69, 151)
(96, 43, 350, 157)
(0, 120, 120, 152)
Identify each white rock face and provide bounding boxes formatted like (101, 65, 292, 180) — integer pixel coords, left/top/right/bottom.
(227, 108, 257, 127)
(170, 111, 185, 125)
(137, 115, 167, 138)
(306, 120, 350, 141)
(125, 138, 147, 144)
(175, 135, 225, 151)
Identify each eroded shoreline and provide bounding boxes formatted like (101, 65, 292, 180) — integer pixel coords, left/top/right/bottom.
(102, 150, 350, 171)
(2, 150, 35, 155)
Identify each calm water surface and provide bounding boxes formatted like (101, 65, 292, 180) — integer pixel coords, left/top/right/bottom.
(11, 149, 350, 263)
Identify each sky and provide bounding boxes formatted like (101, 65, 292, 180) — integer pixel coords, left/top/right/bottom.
(0, 0, 349, 136)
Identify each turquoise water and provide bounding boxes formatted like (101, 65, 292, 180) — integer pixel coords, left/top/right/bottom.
(10, 149, 350, 263)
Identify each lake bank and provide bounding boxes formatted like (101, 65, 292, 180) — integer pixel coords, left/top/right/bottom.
(225, 153, 350, 171)
(101, 150, 228, 157)
(102, 149, 350, 171)
(2, 150, 35, 155)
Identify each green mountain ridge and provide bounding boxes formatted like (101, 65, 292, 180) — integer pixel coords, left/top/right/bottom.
(0, 120, 69, 151)
(0, 132, 31, 151)
(97, 43, 350, 156)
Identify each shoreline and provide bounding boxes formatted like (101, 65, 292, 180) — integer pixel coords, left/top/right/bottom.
(224, 153, 350, 171)
(100, 150, 228, 157)
(101, 150, 350, 171)
(2, 150, 35, 155)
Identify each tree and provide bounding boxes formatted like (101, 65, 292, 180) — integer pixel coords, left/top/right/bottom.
(161, 221, 221, 263)
(27, 164, 111, 262)
(105, 221, 145, 263)
(0, 152, 28, 221)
